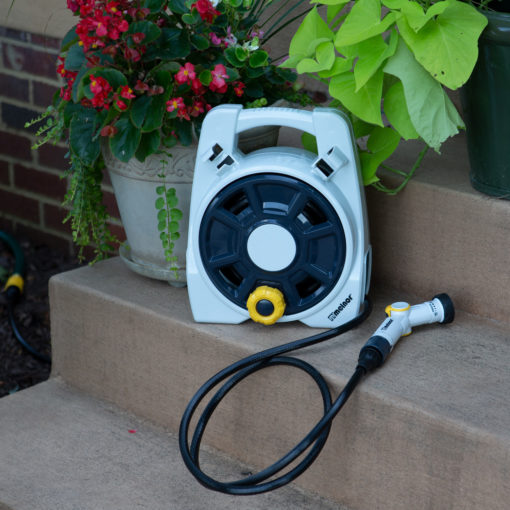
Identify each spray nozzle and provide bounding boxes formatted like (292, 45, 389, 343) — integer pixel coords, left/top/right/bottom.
(357, 294, 454, 372)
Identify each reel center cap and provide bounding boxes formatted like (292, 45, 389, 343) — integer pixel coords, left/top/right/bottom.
(247, 224, 296, 272)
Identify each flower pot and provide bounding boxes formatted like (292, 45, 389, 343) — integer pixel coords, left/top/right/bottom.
(460, 10, 510, 199)
(103, 124, 280, 286)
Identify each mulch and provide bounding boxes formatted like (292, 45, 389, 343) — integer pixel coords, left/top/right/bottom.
(0, 234, 81, 398)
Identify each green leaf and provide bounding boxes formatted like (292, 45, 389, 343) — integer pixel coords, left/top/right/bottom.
(396, 2, 487, 89)
(143, 0, 167, 12)
(169, 221, 179, 233)
(249, 50, 269, 68)
(168, 0, 188, 14)
(301, 132, 318, 154)
(289, 7, 334, 59)
(191, 34, 210, 50)
(155, 197, 165, 209)
(71, 65, 90, 102)
(69, 110, 101, 165)
(326, 2, 349, 23)
(235, 46, 249, 62)
(335, 0, 396, 47)
(175, 121, 192, 146)
(109, 114, 142, 162)
(359, 126, 401, 185)
(317, 55, 353, 78)
(329, 68, 384, 126)
(170, 208, 183, 220)
(144, 28, 190, 60)
(130, 95, 153, 129)
(156, 185, 165, 195)
(127, 20, 162, 44)
(157, 208, 167, 221)
(61, 27, 78, 52)
(353, 30, 398, 91)
(199, 70, 212, 86)
(384, 38, 464, 150)
(224, 46, 245, 68)
(64, 44, 86, 71)
(297, 41, 335, 74)
(135, 130, 161, 162)
(384, 81, 419, 140)
(143, 71, 172, 132)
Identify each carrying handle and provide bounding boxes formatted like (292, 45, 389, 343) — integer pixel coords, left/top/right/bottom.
(236, 107, 315, 136)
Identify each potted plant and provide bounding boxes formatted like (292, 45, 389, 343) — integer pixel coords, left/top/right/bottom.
(281, 0, 488, 192)
(28, 0, 311, 282)
(460, 0, 510, 198)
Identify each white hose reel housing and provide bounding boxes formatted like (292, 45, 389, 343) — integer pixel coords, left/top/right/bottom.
(186, 105, 371, 328)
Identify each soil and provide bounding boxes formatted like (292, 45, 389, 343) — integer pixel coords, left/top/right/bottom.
(0, 234, 81, 398)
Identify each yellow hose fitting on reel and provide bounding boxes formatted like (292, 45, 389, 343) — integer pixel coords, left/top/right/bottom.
(247, 286, 286, 325)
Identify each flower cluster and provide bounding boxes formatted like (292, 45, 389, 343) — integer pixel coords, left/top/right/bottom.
(33, 0, 310, 261)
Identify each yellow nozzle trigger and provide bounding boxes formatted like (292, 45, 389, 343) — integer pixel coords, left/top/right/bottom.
(247, 286, 286, 326)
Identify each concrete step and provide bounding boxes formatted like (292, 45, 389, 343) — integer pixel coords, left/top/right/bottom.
(49, 258, 510, 510)
(280, 127, 510, 324)
(0, 378, 346, 510)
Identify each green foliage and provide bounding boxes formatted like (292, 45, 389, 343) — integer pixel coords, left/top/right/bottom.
(155, 166, 182, 276)
(284, 0, 488, 191)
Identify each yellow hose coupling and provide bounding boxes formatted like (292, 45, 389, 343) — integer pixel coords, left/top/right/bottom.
(247, 286, 286, 326)
(4, 273, 24, 294)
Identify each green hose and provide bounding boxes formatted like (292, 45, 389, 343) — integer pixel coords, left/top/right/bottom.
(0, 231, 50, 363)
(0, 231, 25, 288)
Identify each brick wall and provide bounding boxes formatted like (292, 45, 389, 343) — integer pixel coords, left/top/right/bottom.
(0, 25, 124, 259)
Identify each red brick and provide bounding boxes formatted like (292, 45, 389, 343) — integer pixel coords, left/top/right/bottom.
(0, 130, 33, 161)
(108, 222, 126, 244)
(30, 33, 62, 50)
(38, 144, 69, 171)
(2, 42, 59, 80)
(0, 188, 39, 222)
(0, 27, 30, 43)
(43, 203, 71, 234)
(103, 190, 121, 219)
(33, 81, 60, 108)
(0, 73, 29, 101)
(14, 164, 67, 200)
(0, 160, 9, 185)
(2, 103, 41, 133)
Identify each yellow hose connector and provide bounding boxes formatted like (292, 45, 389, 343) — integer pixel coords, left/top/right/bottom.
(4, 273, 24, 294)
(247, 286, 286, 326)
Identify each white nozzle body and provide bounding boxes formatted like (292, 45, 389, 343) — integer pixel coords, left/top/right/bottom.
(372, 296, 452, 349)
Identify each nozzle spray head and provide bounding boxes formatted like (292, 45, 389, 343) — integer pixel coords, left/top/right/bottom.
(358, 294, 455, 372)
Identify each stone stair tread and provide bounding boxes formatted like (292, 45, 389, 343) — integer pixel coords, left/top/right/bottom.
(52, 258, 510, 442)
(0, 378, 347, 510)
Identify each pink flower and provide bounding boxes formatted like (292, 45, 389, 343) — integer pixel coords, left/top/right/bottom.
(175, 63, 196, 85)
(191, 78, 205, 95)
(134, 80, 149, 92)
(209, 64, 228, 93)
(209, 32, 222, 46)
(116, 98, 128, 110)
(166, 97, 186, 113)
(130, 32, 146, 44)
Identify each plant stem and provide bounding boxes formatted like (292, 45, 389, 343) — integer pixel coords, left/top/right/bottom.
(373, 145, 429, 194)
(263, 7, 312, 43)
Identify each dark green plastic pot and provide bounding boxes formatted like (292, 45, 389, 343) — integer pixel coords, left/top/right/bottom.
(461, 10, 510, 199)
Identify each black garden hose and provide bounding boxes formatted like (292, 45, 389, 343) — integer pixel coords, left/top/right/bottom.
(0, 231, 51, 363)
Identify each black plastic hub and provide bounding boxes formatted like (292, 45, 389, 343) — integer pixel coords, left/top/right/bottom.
(256, 299, 275, 316)
(199, 173, 347, 316)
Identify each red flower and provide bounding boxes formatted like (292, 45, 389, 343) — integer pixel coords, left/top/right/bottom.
(135, 80, 149, 92)
(175, 63, 196, 85)
(233, 81, 246, 97)
(191, 78, 205, 95)
(130, 32, 146, 44)
(190, 99, 205, 118)
(124, 47, 141, 62)
(120, 85, 135, 99)
(116, 98, 128, 111)
(191, 0, 220, 24)
(209, 64, 228, 93)
(89, 75, 112, 109)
